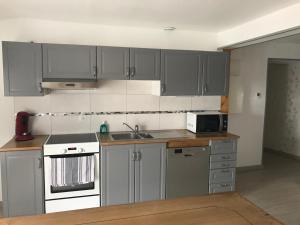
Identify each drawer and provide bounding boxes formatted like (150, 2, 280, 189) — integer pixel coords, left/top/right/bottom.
(209, 168, 235, 184)
(210, 160, 236, 169)
(210, 153, 236, 162)
(209, 182, 235, 194)
(210, 140, 236, 154)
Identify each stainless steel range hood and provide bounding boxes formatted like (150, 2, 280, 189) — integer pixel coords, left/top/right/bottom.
(41, 79, 98, 90)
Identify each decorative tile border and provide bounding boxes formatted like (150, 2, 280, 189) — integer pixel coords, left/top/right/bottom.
(29, 110, 215, 117)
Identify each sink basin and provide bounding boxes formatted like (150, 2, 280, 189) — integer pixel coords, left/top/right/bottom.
(138, 133, 153, 139)
(111, 133, 141, 140)
(110, 132, 153, 140)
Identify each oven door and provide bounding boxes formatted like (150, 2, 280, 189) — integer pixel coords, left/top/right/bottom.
(44, 153, 100, 200)
(196, 114, 222, 133)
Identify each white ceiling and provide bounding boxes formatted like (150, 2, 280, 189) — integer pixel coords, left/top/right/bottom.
(0, 0, 300, 32)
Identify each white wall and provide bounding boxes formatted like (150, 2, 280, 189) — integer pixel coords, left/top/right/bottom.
(264, 62, 300, 157)
(218, 3, 300, 48)
(229, 42, 300, 167)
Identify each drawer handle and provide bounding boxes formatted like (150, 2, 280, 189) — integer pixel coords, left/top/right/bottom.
(222, 163, 231, 167)
(221, 169, 230, 173)
(221, 156, 231, 160)
(221, 184, 230, 187)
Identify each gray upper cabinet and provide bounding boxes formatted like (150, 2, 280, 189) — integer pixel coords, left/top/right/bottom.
(101, 145, 135, 206)
(97, 46, 130, 80)
(161, 50, 203, 96)
(203, 52, 229, 96)
(2, 41, 43, 96)
(42, 44, 97, 80)
(134, 143, 166, 202)
(1, 150, 44, 217)
(129, 48, 160, 80)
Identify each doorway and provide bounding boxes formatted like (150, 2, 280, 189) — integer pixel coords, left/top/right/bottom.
(263, 59, 300, 158)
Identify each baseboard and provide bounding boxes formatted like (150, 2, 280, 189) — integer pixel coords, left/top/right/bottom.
(236, 164, 264, 173)
(264, 148, 300, 161)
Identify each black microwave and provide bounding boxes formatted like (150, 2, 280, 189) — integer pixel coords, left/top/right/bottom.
(186, 112, 228, 133)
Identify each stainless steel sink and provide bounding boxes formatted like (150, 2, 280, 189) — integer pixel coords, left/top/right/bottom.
(111, 132, 153, 140)
(111, 133, 141, 140)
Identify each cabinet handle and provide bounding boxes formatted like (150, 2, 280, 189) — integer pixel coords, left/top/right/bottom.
(204, 84, 208, 93)
(93, 66, 97, 77)
(161, 83, 165, 94)
(222, 163, 230, 167)
(221, 156, 231, 160)
(38, 82, 43, 93)
(125, 67, 130, 79)
(38, 157, 42, 168)
(132, 152, 137, 161)
(137, 152, 142, 161)
(130, 67, 136, 78)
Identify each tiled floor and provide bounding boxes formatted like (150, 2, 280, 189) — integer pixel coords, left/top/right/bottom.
(237, 151, 300, 225)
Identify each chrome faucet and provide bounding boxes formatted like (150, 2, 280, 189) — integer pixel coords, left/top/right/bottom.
(123, 122, 139, 134)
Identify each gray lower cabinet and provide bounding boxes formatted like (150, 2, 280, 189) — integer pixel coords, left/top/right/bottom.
(161, 50, 203, 96)
(130, 48, 160, 80)
(203, 52, 229, 96)
(42, 43, 97, 80)
(1, 150, 44, 217)
(101, 143, 166, 206)
(134, 144, 166, 202)
(100, 144, 135, 206)
(97, 46, 130, 80)
(209, 139, 237, 194)
(2, 41, 43, 96)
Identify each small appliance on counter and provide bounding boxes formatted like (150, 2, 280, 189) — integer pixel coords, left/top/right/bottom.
(186, 111, 228, 134)
(15, 111, 33, 141)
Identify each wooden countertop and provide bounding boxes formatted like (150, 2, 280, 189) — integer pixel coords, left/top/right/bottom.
(0, 135, 48, 152)
(99, 129, 239, 147)
(0, 130, 239, 152)
(0, 193, 282, 225)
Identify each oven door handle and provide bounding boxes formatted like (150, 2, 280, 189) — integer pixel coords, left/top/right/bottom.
(49, 153, 95, 158)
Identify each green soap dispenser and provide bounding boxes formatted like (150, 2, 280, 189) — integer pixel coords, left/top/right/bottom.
(100, 121, 109, 134)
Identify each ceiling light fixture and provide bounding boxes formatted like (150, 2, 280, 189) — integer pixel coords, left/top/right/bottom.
(164, 26, 176, 31)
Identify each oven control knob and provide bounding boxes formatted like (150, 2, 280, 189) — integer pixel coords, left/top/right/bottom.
(80, 148, 85, 153)
(64, 149, 68, 154)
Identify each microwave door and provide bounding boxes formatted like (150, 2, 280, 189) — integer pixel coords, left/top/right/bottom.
(197, 115, 221, 133)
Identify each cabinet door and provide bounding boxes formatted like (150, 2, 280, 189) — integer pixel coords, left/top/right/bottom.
(203, 52, 229, 96)
(1, 150, 44, 217)
(101, 145, 135, 206)
(2, 42, 43, 96)
(42, 44, 97, 80)
(130, 48, 160, 80)
(161, 50, 202, 96)
(97, 46, 130, 80)
(134, 144, 166, 202)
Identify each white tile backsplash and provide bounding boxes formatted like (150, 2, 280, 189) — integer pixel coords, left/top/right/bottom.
(160, 96, 191, 111)
(126, 114, 160, 131)
(191, 96, 221, 110)
(127, 95, 160, 111)
(51, 115, 91, 134)
(50, 93, 90, 112)
(13, 81, 221, 134)
(91, 114, 127, 132)
(159, 113, 186, 130)
(90, 94, 126, 112)
(14, 96, 51, 113)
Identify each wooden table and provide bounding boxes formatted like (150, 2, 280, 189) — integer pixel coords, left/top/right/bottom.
(0, 193, 282, 225)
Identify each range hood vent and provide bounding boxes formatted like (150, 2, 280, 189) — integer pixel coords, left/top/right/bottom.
(41, 79, 98, 90)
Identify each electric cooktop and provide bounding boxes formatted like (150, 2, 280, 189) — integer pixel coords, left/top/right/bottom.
(46, 133, 98, 145)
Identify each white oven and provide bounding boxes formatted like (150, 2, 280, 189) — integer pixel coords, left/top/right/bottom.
(43, 133, 100, 213)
